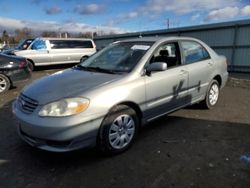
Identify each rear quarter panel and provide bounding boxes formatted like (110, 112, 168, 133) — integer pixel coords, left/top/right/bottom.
(197, 40, 228, 89)
(212, 55, 228, 88)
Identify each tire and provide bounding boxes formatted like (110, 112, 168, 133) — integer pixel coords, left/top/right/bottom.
(27, 60, 34, 71)
(80, 56, 88, 63)
(98, 105, 139, 155)
(202, 80, 220, 109)
(0, 74, 11, 94)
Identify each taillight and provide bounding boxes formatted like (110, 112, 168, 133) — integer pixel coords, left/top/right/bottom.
(19, 61, 28, 68)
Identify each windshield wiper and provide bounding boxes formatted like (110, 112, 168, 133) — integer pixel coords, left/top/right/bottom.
(74, 64, 94, 72)
(89, 67, 117, 74)
(74, 65, 116, 74)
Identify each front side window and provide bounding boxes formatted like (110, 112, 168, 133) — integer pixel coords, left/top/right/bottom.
(31, 39, 47, 50)
(181, 41, 210, 64)
(79, 41, 153, 73)
(150, 42, 181, 68)
(16, 39, 33, 50)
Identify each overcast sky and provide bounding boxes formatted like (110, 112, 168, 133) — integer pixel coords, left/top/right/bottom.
(1, 0, 250, 34)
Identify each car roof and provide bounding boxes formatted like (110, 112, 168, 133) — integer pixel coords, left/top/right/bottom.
(120, 36, 201, 43)
(35, 37, 93, 41)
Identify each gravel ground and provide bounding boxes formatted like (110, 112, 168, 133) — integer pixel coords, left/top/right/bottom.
(0, 67, 249, 188)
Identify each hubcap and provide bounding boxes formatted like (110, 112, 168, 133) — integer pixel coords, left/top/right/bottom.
(109, 114, 135, 149)
(209, 83, 219, 106)
(0, 76, 7, 92)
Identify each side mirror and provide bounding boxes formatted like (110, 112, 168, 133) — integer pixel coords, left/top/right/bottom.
(146, 62, 167, 75)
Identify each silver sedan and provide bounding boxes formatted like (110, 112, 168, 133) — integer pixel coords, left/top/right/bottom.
(12, 37, 228, 154)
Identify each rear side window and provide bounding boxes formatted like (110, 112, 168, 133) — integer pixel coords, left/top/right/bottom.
(50, 40, 67, 49)
(70, 40, 93, 48)
(50, 40, 93, 49)
(181, 41, 210, 64)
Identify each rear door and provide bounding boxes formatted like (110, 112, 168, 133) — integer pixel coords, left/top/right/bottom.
(68, 40, 96, 62)
(180, 40, 215, 103)
(49, 40, 72, 64)
(144, 42, 189, 120)
(49, 40, 96, 64)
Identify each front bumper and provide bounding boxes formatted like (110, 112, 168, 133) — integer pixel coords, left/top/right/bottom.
(12, 101, 104, 152)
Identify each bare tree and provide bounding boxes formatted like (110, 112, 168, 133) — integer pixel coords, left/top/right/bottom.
(15, 27, 33, 42)
(42, 31, 57, 37)
(77, 32, 93, 39)
(2, 30, 9, 43)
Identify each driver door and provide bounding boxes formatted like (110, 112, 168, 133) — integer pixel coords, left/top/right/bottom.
(29, 39, 51, 65)
(144, 42, 189, 120)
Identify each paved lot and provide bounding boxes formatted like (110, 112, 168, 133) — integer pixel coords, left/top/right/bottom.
(0, 66, 250, 188)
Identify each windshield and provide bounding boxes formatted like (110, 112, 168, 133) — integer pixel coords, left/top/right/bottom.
(79, 41, 153, 73)
(16, 39, 34, 50)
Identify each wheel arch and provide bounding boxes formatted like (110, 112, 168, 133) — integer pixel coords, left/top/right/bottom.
(80, 55, 89, 62)
(26, 59, 35, 71)
(213, 75, 222, 87)
(27, 58, 35, 65)
(118, 101, 143, 123)
(104, 101, 143, 126)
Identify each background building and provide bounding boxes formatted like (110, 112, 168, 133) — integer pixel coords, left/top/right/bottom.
(94, 19, 250, 73)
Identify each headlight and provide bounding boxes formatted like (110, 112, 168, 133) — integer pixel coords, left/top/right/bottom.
(39, 98, 89, 117)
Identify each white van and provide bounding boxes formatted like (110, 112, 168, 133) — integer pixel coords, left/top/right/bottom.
(14, 38, 96, 70)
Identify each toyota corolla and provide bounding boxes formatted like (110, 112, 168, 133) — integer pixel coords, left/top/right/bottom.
(12, 37, 228, 154)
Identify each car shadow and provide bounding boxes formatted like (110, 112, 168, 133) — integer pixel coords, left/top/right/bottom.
(0, 79, 195, 165)
(0, 98, 250, 187)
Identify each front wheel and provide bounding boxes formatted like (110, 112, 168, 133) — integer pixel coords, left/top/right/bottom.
(80, 56, 89, 63)
(202, 80, 220, 109)
(27, 60, 34, 71)
(98, 105, 139, 155)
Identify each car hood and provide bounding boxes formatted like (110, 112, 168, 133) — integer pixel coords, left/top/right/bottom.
(0, 53, 25, 65)
(22, 68, 122, 105)
(2, 49, 16, 55)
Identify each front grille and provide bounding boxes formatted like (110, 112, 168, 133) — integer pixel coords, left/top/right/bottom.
(18, 93, 38, 114)
(20, 129, 44, 145)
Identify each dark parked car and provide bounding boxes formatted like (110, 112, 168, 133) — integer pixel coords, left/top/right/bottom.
(0, 54, 31, 93)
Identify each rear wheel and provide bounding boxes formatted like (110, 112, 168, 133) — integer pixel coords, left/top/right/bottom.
(0, 74, 11, 93)
(202, 80, 220, 109)
(98, 105, 139, 155)
(80, 56, 89, 63)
